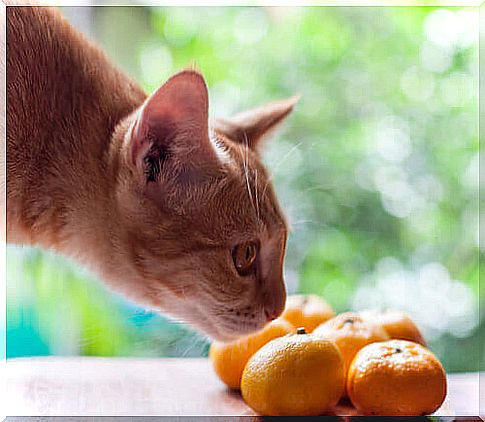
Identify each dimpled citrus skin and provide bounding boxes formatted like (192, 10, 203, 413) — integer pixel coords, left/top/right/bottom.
(313, 312, 390, 374)
(359, 309, 427, 346)
(347, 340, 447, 416)
(241, 331, 345, 416)
(209, 318, 294, 389)
(281, 294, 335, 333)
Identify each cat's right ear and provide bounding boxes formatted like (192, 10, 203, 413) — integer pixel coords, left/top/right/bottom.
(128, 70, 220, 183)
(214, 95, 300, 149)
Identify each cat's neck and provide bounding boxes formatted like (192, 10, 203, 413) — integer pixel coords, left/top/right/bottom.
(7, 7, 146, 258)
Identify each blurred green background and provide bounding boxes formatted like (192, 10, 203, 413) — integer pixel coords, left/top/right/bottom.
(6, 6, 481, 372)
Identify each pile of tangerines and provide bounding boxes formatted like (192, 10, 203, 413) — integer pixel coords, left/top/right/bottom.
(209, 295, 447, 416)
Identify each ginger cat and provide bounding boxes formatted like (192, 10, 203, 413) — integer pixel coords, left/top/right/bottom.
(6, 6, 298, 341)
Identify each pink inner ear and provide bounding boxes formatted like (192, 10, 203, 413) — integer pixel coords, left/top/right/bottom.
(130, 70, 217, 175)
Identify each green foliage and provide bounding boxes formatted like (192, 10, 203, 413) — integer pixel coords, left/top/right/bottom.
(7, 6, 480, 372)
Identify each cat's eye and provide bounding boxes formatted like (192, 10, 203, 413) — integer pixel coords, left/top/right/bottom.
(232, 241, 258, 276)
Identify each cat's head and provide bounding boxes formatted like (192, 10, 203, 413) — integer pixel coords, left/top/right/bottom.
(113, 70, 298, 341)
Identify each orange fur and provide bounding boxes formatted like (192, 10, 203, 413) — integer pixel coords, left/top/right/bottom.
(6, 6, 298, 341)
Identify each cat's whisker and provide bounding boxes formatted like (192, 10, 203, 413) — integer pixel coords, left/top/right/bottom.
(260, 172, 273, 204)
(254, 168, 260, 220)
(301, 184, 330, 193)
(180, 333, 208, 357)
(180, 339, 196, 357)
(290, 220, 313, 225)
(262, 139, 317, 199)
(260, 140, 306, 204)
(288, 220, 328, 234)
(271, 140, 305, 174)
(289, 219, 323, 227)
(238, 142, 258, 220)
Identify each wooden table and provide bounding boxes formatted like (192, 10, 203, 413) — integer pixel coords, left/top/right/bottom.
(4, 357, 482, 417)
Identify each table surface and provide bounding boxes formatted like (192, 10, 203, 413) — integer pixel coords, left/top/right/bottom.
(4, 357, 482, 417)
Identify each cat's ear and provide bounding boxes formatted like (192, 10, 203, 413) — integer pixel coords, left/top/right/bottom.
(129, 70, 219, 182)
(214, 95, 300, 149)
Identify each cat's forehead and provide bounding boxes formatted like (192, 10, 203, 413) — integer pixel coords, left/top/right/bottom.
(159, 129, 286, 242)
(210, 130, 266, 176)
(209, 131, 234, 168)
(195, 155, 285, 237)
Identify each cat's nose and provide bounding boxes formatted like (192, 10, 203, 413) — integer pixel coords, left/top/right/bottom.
(262, 281, 286, 322)
(259, 230, 287, 322)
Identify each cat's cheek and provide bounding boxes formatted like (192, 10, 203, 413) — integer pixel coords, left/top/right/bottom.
(144, 182, 164, 210)
(143, 179, 182, 216)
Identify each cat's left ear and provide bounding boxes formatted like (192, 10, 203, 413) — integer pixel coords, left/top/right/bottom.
(129, 70, 220, 182)
(213, 95, 300, 149)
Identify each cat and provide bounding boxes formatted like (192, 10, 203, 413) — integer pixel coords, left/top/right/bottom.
(6, 6, 299, 342)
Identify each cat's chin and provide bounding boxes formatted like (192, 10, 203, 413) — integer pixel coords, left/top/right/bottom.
(203, 328, 250, 343)
(203, 319, 269, 343)
(142, 285, 268, 342)
(207, 332, 241, 343)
